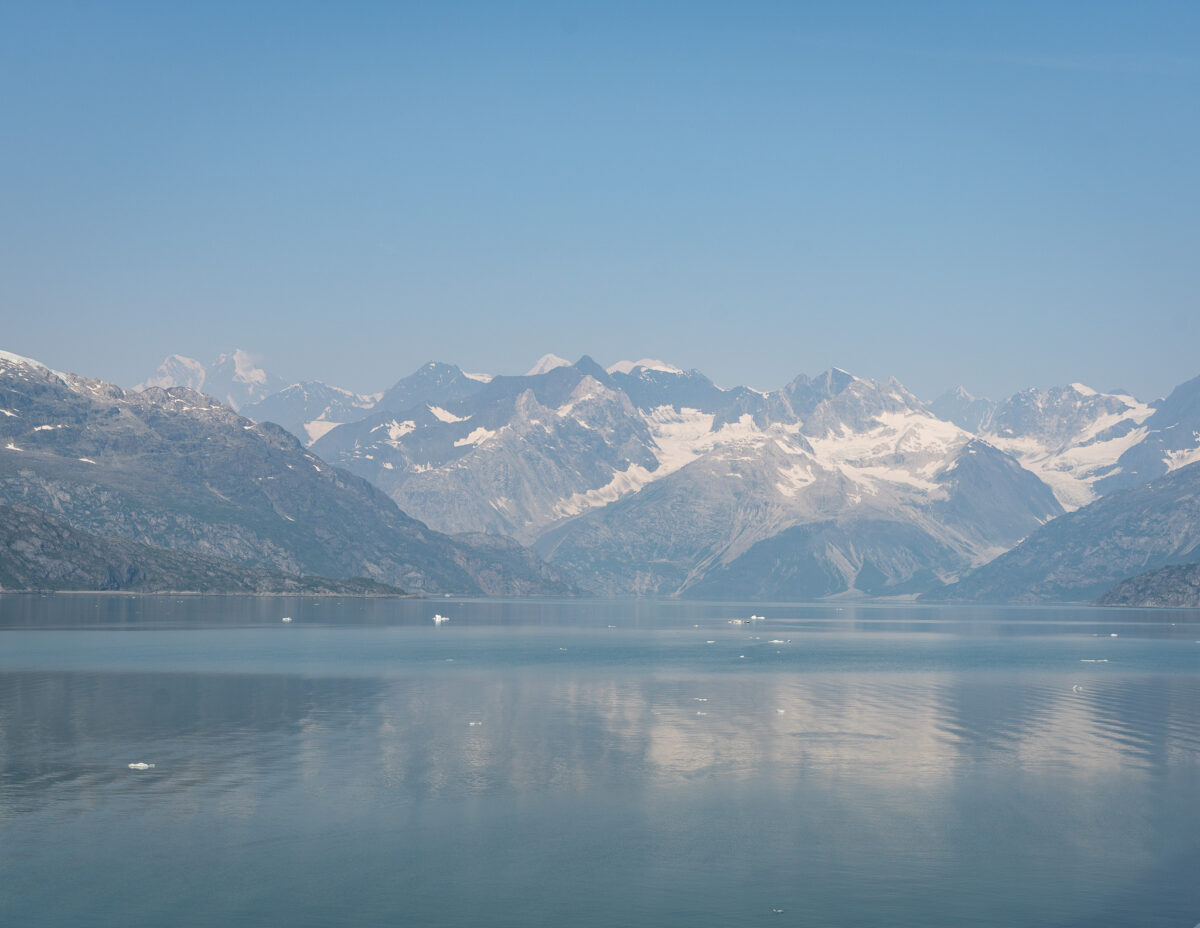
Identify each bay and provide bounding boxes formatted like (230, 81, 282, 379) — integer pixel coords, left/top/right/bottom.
(1, 596, 1198, 927)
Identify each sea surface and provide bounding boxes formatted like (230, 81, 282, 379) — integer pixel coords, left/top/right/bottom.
(1, 596, 1198, 927)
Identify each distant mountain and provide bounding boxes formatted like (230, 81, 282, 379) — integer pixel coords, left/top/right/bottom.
(138, 349, 287, 411)
(930, 386, 996, 434)
(1096, 562, 1200, 608)
(923, 461, 1200, 603)
(0, 502, 402, 594)
(243, 381, 381, 446)
(309, 357, 1062, 597)
(1, 350, 578, 596)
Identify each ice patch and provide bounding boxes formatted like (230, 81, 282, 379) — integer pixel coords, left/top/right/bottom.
(1164, 441, 1200, 472)
(454, 426, 496, 447)
(429, 405, 469, 423)
(303, 419, 342, 443)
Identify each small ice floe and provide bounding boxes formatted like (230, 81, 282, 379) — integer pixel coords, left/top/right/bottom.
(1110, 633, 1118, 638)
(706, 640, 715, 644)
(432, 614, 449, 625)
(728, 619, 745, 625)
(748, 614, 764, 622)
(769, 639, 785, 644)
(559, 647, 568, 651)
(776, 708, 786, 714)
(468, 721, 482, 727)
(127, 762, 155, 770)
(280, 616, 292, 623)
(607, 625, 617, 628)
(693, 697, 708, 702)
(1079, 659, 1109, 663)
(772, 909, 784, 914)
(739, 654, 746, 659)
(696, 711, 707, 716)
(1072, 685, 1083, 694)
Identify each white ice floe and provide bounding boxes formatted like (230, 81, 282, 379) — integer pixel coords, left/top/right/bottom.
(432, 614, 449, 625)
(127, 762, 155, 770)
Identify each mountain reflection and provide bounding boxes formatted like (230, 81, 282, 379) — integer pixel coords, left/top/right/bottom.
(3, 660, 1196, 810)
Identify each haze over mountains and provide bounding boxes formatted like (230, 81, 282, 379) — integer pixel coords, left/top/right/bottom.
(81, 347, 1200, 603)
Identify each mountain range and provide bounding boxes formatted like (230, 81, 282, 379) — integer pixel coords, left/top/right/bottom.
(123, 349, 1200, 601)
(0, 350, 578, 596)
(6, 346, 1196, 601)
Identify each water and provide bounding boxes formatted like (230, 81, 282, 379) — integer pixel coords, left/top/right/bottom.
(1, 596, 1198, 927)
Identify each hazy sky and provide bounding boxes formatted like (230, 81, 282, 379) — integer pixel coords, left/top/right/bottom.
(3, 1, 1197, 401)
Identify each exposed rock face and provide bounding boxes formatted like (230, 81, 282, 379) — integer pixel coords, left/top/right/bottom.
(0, 352, 577, 596)
(924, 462, 1200, 603)
(1097, 562, 1200, 608)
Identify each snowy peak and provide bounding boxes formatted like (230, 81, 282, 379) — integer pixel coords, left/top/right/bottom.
(525, 353, 572, 376)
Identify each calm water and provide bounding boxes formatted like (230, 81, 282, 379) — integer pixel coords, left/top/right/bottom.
(1, 596, 1198, 927)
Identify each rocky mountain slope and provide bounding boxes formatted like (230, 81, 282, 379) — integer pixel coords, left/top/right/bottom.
(1096, 562, 1200, 608)
(1, 350, 577, 596)
(923, 461, 1200, 603)
(0, 502, 402, 594)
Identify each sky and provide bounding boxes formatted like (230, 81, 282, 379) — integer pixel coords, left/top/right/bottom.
(2, 0, 1198, 402)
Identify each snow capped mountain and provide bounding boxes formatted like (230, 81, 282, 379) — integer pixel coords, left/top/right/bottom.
(302, 354, 1065, 596)
(956, 383, 1155, 510)
(122, 345, 1200, 599)
(525, 353, 572, 376)
(138, 349, 286, 411)
(1092, 374, 1200, 495)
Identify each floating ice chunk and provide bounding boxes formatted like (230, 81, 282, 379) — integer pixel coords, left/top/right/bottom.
(693, 697, 708, 702)
(1110, 633, 1119, 638)
(468, 721, 482, 727)
(769, 639, 785, 644)
(281, 616, 292, 623)
(696, 711, 707, 716)
(1072, 685, 1083, 693)
(128, 762, 155, 770)
(432, 614, 449, 625)
(776, 708, 786, 714)
(1080, 659, 1108, 663)
(706, 640, 715, 644)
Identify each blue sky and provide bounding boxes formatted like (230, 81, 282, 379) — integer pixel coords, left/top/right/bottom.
(2, 1, 1197, 401)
